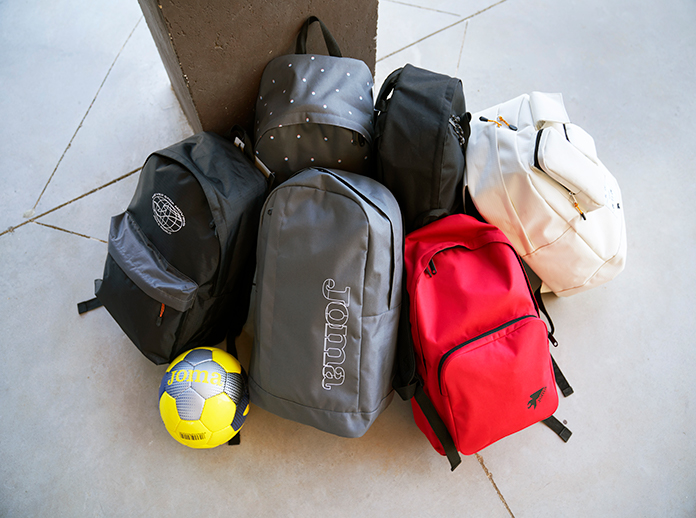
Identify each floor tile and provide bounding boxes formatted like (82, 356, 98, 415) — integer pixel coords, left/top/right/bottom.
(376, 19, 469, 90)
(2, 0, 696, 515)
(32, 19, 192, 219)
(0, 0, 143, 232)
(36, 169, 141, 243)
(376, 0, 462, 62)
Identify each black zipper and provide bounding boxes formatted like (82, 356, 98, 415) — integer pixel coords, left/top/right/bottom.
(437, 315, 535, 394)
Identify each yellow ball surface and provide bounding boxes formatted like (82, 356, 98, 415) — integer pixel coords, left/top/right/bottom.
(158, 347, 249, 449)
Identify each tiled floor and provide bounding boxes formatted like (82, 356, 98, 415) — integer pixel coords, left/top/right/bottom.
(2, 0, 695, 516)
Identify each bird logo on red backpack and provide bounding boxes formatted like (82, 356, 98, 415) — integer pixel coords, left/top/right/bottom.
(528, 387, 547, 409)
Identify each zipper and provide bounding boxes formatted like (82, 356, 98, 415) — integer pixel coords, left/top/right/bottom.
(351, 131, 367, 147)
(156, 303, 165, 327)
(437, 315, 535, 394)
(534, 128, 586, 220)
(449, 115, 468, 147)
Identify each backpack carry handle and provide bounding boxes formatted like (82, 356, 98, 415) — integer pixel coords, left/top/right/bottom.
(295, 16, 342, 57)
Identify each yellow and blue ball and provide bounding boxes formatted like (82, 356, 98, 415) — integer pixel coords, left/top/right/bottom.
(158, 347, 249, 449)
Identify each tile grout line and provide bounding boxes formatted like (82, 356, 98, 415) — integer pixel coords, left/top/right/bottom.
(383, 0, 461, 17)
(26, 16, 143, 218)
(377, 0, 509, 63)
(33, 221, 107, 244)
(1, 166, 142, 238)
(476, 453, 516, 518)
(456, 20, 469, 76)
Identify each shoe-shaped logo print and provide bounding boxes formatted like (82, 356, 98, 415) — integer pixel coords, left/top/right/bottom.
(528, 387, 546, 409)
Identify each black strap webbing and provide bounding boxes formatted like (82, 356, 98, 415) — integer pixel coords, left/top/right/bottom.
(393, 268, 461, 471)
(533, 288, 574, 397)
(77, 297, 103, 315)
(551, 355, 574, 397)
(414, 385, 461, 471)
(542, 415, 573, 442)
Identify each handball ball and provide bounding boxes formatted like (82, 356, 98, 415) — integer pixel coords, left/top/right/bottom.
(158, 347, 250, 449)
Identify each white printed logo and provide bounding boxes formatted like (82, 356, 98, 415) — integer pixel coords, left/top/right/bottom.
(152, 193, 186, 234)
(322, 278, 351, 390)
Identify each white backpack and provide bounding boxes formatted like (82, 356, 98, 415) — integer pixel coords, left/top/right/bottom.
(465, 92, 626, 297)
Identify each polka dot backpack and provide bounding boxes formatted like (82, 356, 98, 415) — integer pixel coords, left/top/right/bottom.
(254, 16, 375, 185)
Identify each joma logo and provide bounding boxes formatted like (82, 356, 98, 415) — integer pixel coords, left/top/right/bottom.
(167, 368, 224, 387)
(322, 278, 350, 390)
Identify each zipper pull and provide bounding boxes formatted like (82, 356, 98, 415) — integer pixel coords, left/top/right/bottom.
(156, 303, 165, 327)
(429, 259, 437, 275)
(497, 116, 517, 131)
(479, 115, 501, 127)
(548, 331, 559, 347)
(569, 192, 587, 220)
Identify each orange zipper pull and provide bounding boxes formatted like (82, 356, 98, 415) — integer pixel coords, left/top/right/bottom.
(497, 116, 518, 131)
(156, 303, 165, 326)
(479, 116, 502, 127)
(569, 193, 587, 220)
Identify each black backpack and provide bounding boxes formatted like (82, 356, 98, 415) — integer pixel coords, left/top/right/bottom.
(374, 64, 471, 233)
(79, 131, 270, 364)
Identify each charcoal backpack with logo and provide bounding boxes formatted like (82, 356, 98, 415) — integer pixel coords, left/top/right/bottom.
(394, 213, 573, 470)
(373, 64, 471, 233)
(78, 131, 270, 365)
(249, 167, 403, 437)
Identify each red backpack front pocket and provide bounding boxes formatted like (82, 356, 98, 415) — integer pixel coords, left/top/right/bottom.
(437, 316, 558, 455)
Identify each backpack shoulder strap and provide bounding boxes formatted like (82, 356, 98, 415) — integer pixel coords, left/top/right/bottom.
(77, 296, 103, 315)
(393, 267, 462, 471)
(542, 415, 573, 442)
(77, 279, 104, 314)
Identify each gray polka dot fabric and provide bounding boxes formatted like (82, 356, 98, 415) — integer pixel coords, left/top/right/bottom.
(254, 25, 375, 185)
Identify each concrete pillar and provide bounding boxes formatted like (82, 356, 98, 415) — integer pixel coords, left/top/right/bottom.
(138, 1, 378, 135)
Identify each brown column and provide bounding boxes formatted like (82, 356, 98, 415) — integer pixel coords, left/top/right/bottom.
(138, 1, 378, 135)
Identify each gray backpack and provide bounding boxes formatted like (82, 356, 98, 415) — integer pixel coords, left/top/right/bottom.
(249, 168, 403, 437)
(254, 17, 375, 185)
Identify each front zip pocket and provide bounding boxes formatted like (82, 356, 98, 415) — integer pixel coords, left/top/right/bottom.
(96, 212, 199, 364)
(437, 315, 534, 394)
(436, 315, 558, 455)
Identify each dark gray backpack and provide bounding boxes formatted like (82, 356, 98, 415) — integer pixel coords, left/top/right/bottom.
(79, 131, 270, 365)
(374, 64, 471, 233)
(254, 17, 375, 185)
(249, 168, 403, 437)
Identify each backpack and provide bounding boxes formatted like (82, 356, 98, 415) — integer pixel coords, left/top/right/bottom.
(373, 64, 471, 233)
(78, 131, 270, 365)
(393, 213, 572, 470)
(249, 167, 403, 438)
(254, 16, 375, 185)
(465, 92, 627, 296)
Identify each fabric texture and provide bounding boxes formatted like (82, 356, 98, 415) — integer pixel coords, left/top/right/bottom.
(254, 17, 375, 184)
(374, 64, 470, 233)
(249, 167, 403, 438)
(401, 214, 559, 461)
(94, 132, 268, 364)
(465, 92, 627, 296)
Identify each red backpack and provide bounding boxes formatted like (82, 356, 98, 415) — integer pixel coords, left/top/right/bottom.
(394, 213, 572, 470)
